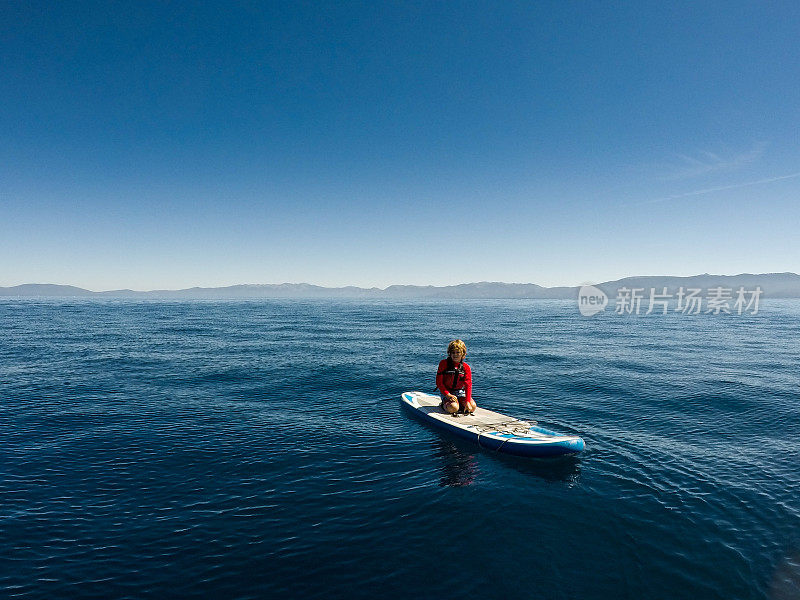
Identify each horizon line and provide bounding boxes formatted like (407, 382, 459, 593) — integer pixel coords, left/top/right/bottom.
(2, 271, 798, 294)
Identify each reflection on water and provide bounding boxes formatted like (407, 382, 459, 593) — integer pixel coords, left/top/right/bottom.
(433, 439, 478, 487)
(490, 450, 583, 485)
(430, 435, 582, 487)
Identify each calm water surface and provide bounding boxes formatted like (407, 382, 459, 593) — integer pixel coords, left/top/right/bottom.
(1, 299, 799, 599)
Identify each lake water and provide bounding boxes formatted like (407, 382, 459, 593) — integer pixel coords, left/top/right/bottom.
(1, 299, 799, 599)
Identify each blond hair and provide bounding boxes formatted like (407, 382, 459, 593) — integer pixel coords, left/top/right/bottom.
(447, 339, 467, 357)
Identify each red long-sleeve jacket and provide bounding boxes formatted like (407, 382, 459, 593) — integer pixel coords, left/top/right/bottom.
(436, 359, 472, 402)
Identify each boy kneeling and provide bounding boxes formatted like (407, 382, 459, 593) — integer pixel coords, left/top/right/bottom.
(436, 339, 477, 416)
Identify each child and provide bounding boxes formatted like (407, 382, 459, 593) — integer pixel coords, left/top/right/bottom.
(436, 339, 477, 416)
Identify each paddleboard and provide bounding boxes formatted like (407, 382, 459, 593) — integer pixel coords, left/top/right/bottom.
(401, 391, 585, 458)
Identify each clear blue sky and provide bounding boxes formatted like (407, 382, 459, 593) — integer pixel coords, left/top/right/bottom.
(2, 1, 799, 290)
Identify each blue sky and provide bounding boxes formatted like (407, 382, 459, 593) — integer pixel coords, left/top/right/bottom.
(2, 1, 799, 290)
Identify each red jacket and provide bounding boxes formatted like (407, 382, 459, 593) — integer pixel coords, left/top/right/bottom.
(436, 359, 472, 402)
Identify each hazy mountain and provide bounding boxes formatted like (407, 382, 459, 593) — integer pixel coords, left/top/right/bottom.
(590, 272, 800, 298)
(0, 284, 96, 297)
(2, 273, 799, 298)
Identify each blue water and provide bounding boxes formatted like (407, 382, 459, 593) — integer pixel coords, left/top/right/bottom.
(1, 299, 799, 599)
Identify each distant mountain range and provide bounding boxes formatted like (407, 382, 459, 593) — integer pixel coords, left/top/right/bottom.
(2, 273, 800, 298)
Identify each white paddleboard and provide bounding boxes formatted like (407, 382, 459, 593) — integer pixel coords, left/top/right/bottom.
(401, 391, 585, 457)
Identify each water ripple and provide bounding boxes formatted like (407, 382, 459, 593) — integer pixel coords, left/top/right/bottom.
(1, 298, 798, 599)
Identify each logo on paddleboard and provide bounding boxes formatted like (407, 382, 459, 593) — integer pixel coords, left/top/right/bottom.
(578, 285, 608, 317)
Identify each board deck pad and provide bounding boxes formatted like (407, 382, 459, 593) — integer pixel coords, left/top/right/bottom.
(408, 392, 572, 441)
